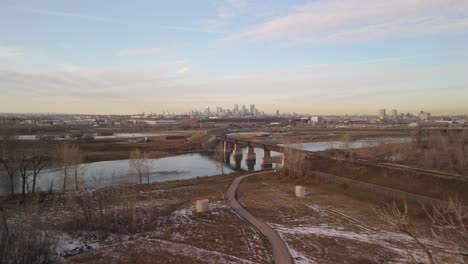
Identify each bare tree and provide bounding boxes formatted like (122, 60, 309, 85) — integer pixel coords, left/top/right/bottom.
(58, 143, 81, 192)
(18, 153, 31, 199)
(281, 147, 306, 180)
(129, 149, 152, 184)
(30, 155, 50, 194)
(0, 128, 18, 198)
(423, 199, 468, 260)
(342, 133, 353, 160)
(0, 156, 18, 198)
(69, 145, 83, 190)
(213, 143, 225, 175)
(374, 201, 435, 264)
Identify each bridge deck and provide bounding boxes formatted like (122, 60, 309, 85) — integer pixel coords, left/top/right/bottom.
(221, 136, 283, 152)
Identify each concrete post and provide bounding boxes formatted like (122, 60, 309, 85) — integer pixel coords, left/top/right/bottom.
(196, 199, 209, 213)
(295, 186, 306, 198)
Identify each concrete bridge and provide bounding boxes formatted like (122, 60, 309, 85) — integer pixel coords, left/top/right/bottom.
(219, 136, 285, 171)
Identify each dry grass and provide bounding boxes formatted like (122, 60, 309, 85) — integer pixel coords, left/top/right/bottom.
(305, 155, 468, 204)
(0, 200, 57, 264)
(2, 173, 273, 263)
(355, 131, 468, 176)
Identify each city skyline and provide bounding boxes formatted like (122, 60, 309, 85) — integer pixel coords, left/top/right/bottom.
(1, 0, 468, 114)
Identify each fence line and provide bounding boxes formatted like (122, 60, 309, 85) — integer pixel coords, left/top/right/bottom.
(310, 170, 461, 207)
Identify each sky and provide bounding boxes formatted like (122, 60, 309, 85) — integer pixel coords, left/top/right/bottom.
(1, 0, 468, 115)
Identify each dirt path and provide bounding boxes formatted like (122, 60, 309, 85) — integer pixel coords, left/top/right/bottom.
(226, 172, 292, 264)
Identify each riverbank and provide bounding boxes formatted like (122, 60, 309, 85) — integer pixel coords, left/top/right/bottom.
(1, 173, 273, 263)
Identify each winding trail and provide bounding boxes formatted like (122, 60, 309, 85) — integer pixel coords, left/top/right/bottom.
(226, 172, 292, 264)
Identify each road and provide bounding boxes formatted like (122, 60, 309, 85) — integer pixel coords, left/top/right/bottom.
(226, 172, 292, 264)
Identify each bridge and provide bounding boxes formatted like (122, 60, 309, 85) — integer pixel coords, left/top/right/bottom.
(219, 136, 285, 171)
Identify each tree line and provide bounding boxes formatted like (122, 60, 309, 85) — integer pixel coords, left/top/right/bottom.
(0, 130, 84, 199)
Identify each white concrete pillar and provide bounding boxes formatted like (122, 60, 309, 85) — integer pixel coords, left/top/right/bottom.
(233, 143, 243, 157)
(223, 141, 231, 153)
(295, 186, 306, 198)
(261, 149, 272, 169)
(196, 199, 209, 213)
(245, 146, 256, 160)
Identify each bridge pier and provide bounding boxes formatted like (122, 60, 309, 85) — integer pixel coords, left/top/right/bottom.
(234, 155, 242, 170)
(245, 146, 256, 161)
(223, 141, 231, 153)
(220, 137, 285, 171)
(233, 143, 243, 157)
(261, 149, 273, 169)
(246, 159, 256, 172)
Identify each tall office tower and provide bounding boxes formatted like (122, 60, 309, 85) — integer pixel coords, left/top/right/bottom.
(276, 109, 280, 116)
(241, 105, 247, 115)
(233, 104, 239, 113)
(205, 106, 210, 116)
(378, 109, 386, 119)
(391, 109, 398, 120)
(250, 104, 255, 115)
(419, 111, 431, 121)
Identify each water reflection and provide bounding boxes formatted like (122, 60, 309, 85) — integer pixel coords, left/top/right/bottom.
(0, 153, 235, 196)
(0, 150, 283, 196)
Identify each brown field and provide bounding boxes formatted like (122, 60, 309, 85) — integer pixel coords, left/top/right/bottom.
(238, 172, 464, 263)
(1, 173, 273, 264)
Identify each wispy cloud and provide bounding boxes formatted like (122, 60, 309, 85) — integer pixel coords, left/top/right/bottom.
(0, 45, 23, 57)
(30, 9, 107, 21)
(222, 0, 468, 45)
(114, 47, 171, 57)
(57, 63, 86, 72)
(177, 66, 189, 74)
(216, 0, 249, 19)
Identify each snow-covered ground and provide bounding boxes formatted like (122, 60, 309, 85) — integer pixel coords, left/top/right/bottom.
(269, 204, 458, 264)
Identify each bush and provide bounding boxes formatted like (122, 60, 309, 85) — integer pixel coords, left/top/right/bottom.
(0, 214, 56, 264)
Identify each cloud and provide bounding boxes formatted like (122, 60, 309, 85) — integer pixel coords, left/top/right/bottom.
(222, 0, 468, 45)
(114, 47, 171, 57)
(177, 66, 189, 74)
(1, 61, 467, 114)
(30, 9, 107, 21)
(216, 0, 249, 19)
(0, 45, 23, 57)
(57, 63, 86, 72)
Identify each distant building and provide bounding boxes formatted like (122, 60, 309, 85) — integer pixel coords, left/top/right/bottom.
(250, 104, 255, 115)
(310, 116, 323, 124)
(241, 105, 247, 115)
(233, 104, 239, 114)
(378, 109, 386, 119)
(419, 111, 431, 121)
(391, 109, 398, 120)
(276, 109, 280, 116)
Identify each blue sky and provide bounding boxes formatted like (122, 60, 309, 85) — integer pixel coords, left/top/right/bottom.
(1, 0, 468, 115)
